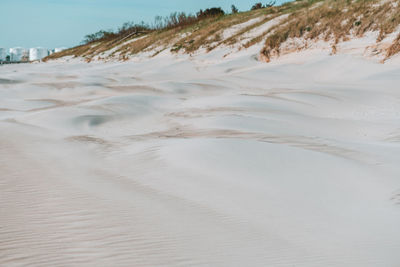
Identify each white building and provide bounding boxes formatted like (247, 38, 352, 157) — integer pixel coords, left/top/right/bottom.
(29, 47, 49, 61)
(0, 48, 7, 61)
(9, 47, 27, 62)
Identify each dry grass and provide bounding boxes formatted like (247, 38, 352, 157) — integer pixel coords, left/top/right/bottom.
(44, 43, 100, 61)
(386, 33, 400, 59)
(170, 15, 248, 53)
(107, 11, 271, 57)
(45, 4, 282, 60)
(223, 14, 276, 46)
(260, 0, 400, 61)
(117, 27, 184, 57)
(172, 1, 313, 53)
(46, 0, 400, 62)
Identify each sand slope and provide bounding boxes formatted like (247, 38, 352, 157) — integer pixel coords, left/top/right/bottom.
(1, 51, 400, 266)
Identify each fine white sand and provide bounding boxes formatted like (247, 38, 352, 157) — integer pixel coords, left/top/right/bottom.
(1, 49, 400, 266)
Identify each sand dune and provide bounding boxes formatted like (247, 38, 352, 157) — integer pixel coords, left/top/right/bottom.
(1, 51, 400, 266)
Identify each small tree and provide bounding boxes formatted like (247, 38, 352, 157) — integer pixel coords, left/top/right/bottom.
(251, 3, 263, 10)
(231, 4, 239, 14)
(82, 30, 117, 44)
(153, 16, 163, 30)
(197, 7, 225, 19)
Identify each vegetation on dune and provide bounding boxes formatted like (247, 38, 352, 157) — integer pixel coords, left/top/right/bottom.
(45, 6, 227, 61)
(251, 1, 276, 10)
(231, 5, 239, 14)
(80, 7, 225, 46)
(82, 22, 150, 44)
(260, 0, 400, 61)
(45, 0, 400, 62)
(387, 34, 400, 59)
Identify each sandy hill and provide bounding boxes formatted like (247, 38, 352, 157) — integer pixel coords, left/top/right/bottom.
(46, 0, 400, 63)
(2, 0, 400, 266)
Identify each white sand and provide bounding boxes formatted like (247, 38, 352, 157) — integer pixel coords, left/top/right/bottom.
(1, 49, 400, 266)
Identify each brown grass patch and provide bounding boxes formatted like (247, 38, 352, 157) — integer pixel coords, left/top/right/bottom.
(261, 0, 400, 61)
(386, 33, 400, 59)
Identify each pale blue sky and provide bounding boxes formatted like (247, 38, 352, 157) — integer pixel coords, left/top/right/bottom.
(0, 0, 288, 49)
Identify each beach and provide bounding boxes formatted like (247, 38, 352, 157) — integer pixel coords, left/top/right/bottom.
(1, 51, 400, 266)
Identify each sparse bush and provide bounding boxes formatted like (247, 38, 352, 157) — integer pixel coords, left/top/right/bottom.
(231, 5, 239, 14)
(197, 7, 225, 19)
(153, 8, 224, 31)
(81, 7, 226, 45)
(82, 22, 150, 44)
(83, 30, 115, 44)
(118, 21, 149, 36)
(251, 3, 264, 10)
(163, 12, 198, 29)
(251, 1, 276, 10)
